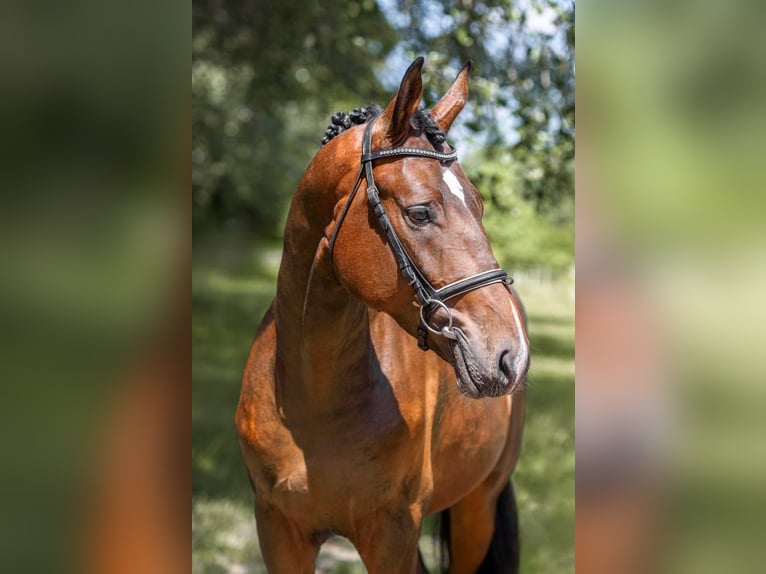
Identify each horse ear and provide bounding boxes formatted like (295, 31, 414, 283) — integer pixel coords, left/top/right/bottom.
(380, 57, 424, 146)
(431, 61, 472, 133)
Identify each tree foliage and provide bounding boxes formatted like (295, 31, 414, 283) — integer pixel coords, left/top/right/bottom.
(464, 149, 573, 272)
(193, 0, 574, 267)
(388, 0, 574, 215)
(193, 0, 397, 235)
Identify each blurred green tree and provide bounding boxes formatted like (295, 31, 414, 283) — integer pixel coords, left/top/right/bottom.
(388, 0, 574, 216)
(192, 0, 574, 269)
(193, 0, 397, 236)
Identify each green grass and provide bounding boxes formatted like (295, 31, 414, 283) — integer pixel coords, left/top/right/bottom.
(192, 234, 574, 573)
(514, 282, 575, 573)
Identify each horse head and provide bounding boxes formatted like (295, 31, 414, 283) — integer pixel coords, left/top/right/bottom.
(318, 58, 530, 398)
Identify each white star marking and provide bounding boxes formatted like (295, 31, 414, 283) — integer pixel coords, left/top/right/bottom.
(442, 169, 466, 206)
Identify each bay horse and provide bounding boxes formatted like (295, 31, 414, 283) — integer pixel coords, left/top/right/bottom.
(236, 57, 530, 573)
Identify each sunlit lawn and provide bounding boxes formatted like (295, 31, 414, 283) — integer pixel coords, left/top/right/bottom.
(192, 234, 574, 573)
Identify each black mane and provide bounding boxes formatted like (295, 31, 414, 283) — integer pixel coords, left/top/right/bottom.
(321, 104, 447, 147)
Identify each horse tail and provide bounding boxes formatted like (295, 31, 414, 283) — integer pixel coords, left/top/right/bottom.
(437, 480, 520, 574)
(477, 480, 520, 574)
(438, 505, 451, 573)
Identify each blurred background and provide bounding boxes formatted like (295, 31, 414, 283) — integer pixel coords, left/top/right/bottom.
(0, 1, 187, 573)
(192, 0, 574, 572)
(577, 1, 766, 573)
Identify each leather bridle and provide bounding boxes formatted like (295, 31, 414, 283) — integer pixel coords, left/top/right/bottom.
(328, 113, 513, 351)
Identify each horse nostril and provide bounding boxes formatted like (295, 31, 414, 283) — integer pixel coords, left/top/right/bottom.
(499, 350, 514, 379)
(499, 349, 528, 385)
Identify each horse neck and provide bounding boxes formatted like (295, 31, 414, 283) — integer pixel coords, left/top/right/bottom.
(273, 176, 373, 416)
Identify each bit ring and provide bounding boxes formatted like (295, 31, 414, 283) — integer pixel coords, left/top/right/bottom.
(419, 299, 456, 338)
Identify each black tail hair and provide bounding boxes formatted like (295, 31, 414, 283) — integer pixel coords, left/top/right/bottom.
(438, 481, 520, 574)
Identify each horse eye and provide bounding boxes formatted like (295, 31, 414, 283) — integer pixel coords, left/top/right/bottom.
(406, 206, 432, 223)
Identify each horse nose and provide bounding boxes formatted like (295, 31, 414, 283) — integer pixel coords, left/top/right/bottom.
(499, 347, 529, 388)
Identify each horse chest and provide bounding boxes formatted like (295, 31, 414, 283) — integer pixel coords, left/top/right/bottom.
(261, 411, 424, 522)
(428, 394, 515, 512)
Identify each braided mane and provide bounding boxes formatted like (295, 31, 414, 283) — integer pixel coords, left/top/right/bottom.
(321, 104, 447, 147)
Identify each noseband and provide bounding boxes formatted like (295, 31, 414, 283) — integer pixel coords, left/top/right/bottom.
(328, 114, 513, 351)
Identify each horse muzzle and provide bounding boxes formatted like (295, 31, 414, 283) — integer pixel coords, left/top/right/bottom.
(449, 327, 529, 398)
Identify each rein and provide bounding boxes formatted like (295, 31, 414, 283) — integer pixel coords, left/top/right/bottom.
(328, 114, 513, 351)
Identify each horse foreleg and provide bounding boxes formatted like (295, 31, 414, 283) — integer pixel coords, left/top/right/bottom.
(445, 476, 521, 574)
(445, 479, 498, 574)
(254, 500, 319, 574)
(354, 507, 423, 574)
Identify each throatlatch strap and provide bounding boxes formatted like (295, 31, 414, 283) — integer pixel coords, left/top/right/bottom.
(327, 164, 365, 263)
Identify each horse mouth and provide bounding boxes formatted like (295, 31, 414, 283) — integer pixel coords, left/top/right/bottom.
(449, 328, 513, 399)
